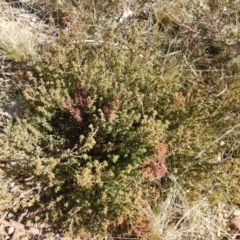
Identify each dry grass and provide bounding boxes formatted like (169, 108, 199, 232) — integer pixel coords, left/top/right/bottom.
(0, 1, 50, 62)
(0, 19, 38, 62)
(145, 174, 236, 240)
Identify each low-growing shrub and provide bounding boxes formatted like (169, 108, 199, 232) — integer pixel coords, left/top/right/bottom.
(1, 0, 240, 239)
(0, 24, 173, 238)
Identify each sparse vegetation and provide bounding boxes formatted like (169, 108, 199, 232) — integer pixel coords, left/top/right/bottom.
(0, 0, 240, 239)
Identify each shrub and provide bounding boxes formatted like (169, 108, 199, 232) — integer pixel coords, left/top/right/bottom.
(1, 0, 240, 239)
(0, 22, 173, 238)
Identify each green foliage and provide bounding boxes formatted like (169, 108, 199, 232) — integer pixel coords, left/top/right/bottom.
(0, 23, 171, 238)
(1, 0, 240, 239)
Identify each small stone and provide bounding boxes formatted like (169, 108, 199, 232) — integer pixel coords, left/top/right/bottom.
(7, 213, 15, 219)
(7, 226, 14, 235)
(220, 141, 225, 146)
(229, 216, 240, 231)
(233, 210, 240, 216)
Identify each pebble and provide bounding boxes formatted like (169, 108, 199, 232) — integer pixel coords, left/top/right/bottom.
(229, 216, 240, 231)
(7, 226, 14, 235)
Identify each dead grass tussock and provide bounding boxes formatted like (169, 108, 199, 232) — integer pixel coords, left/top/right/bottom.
(0, 20, 38, 62)
(0, 1, 50, 62)
(147, 174, 233, 240)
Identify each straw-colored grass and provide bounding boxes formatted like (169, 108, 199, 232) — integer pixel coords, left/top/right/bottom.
(0, 1, 50, 62)
(145, 174, 235, 240)
(0, 19, 38, 62)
